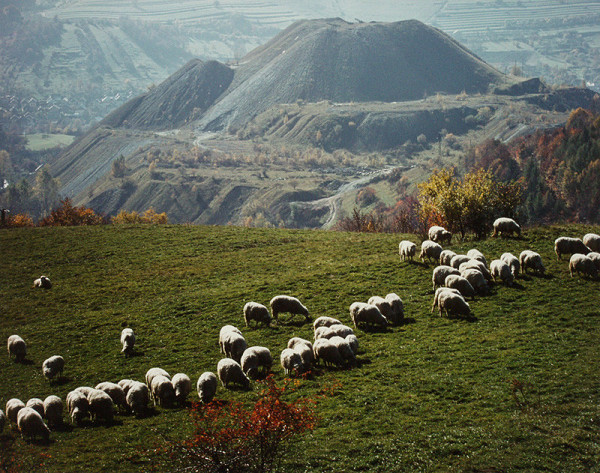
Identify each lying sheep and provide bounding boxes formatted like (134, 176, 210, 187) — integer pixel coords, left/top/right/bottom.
(172, 373, 192, 404)
(399, 240, 417, 261)
(217, 358, 250, 390)
(345, 334, 359, 355)
(432, 265, 460, 291)
(313, 316, 342, 330)
(120, 328, 135, 357)
(240, 346, 273, 379)
(460, 268, 489, 295)
(6, 399, 25, 424)
(197, 372, 218, 404)
(42, 355, 65, 381)
(437, 291, 471, 318)
(444, 275, 476, 300)
(519, 250, 545, 275)
(219, 325, 242, 354)
(0, 409, 5, 433)
(280, 348, 304, 376)
(270, 295, 310, 322)
(17, 407, 50, 442)
(329, 336, 356, 365)
(554, 237, 590, 260)
(490, 259, 514, 286)
(492, 217, 521, 237)
(66, 390, 89, 425)
(313, 338, 344, 368)
(43, 395, 63, 428)
(583, 233, 600, 252)
(569, 254, 598, 279)
(349, 302, 388, 329)
(222, 331, 248, 362)
(95, 382, 127, 411)
(466, 249, 487, 266)
(450, 254, 471, 269)
(7, 335, 27, 362)
(150, 375, 176, 407)
(243, 302, 272, 327)
(587, 252, 600, 270)
(431, 287, 461, 312)
(428, 225, 452, 244)
(33, 275, 52, 289)
(26, 398, 45, 417)
(459, 259, 492, 281)
(420, 240, 443, 264)
(87, 389, 114, 423)
(126, 381, 150, 416)
(439, 249, 457, 266)
(500, 253, 520, 278)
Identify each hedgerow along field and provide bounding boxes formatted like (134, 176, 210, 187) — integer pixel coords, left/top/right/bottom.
(1, 224, 599, 472)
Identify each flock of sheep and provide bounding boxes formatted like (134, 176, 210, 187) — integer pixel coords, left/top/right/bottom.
(3, 218, 599, 445)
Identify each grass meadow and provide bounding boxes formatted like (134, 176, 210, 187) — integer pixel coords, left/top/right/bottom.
(1, 224, 599, 472)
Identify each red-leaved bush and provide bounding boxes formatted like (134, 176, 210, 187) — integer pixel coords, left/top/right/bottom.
(38, 198, 105, 226)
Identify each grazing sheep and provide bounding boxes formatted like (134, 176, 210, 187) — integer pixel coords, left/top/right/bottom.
(583, 233, 600, 252)
(150, 375, 176, 407)
(459, 259, 492, 281)
(87, 389, 114, 423)
(385, 293, 404, 324)
(519, 250, 545, 275)
(554, 237, 590, 260)
(120, 328, 135, 357)
(43, 395, 63, 428)
(345, 334, 359, 355)
(313, 316, 342, 330)
(466, 249, 487, 266)
(490, 259, 514, 286)
(172, 373, 192, 404)
(145, 368, 171, 388)
(313, 338, 344, 368)
(25, 398, 45, 417)
(42, 355, 65, 380)
(270, 295, 310, 322)
(217, 358, 250, 390)
(95, 382, 127, 411)
(197, 372, 218, 404)
(439, 249, 457, 266)
(33, 275, 52, 289)
(240, 346, 273, 379)
(6, 399, 25, 424)
(0, 409, 5, 433)
(492, 217, 521, 237)
(66, 390, 89, 425)
(219, 325, 242, 354)
(326, 324, 355, 339)
(432, 265, 460, 291)
(243, 302, 272, 327)
(329, 336, 356, 365)
(222, 331, 248, 362)
(460, 268, 489, 295)
(280, 348, 304, 376)
(444, 275, 476, 300)
(431, 287, 461, 312)
(118, 379, 136, 394)
(450, 254, 471, 269)
(314, 326, 330, 340)
(438, 291, 471, 318)
(349, 302, 388, 329)
(587, 252, 600, 270)
(399, 240, 417, 261)
(287, 338, 314, 368)
(569, 254, 598, 279)
(126, 382, 150, 416)
(17, 407, 50, 442)
(420, 240, 443, 263)
(74, 386, 94, 397)
(368, 295, 393, 319)
(428, 225, 452, 244)
(501, 253, 520, 278)
(7, 335, 27, 362)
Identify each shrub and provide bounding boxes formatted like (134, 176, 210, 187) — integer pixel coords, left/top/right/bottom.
(111, 208, 168, 225)
(6, 213, 34, 227)
(38, 198, 105, 226)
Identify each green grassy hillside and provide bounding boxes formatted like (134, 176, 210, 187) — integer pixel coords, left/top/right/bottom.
(1, 224, 599, 472)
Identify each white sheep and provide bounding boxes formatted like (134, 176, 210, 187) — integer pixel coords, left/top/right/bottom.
(270, 295, 310, 322)
(87, 389, 114, 423)
(450, 254, 471, 269)
(432, 265, 460, 291)
(444, 275, 476, 300)
(145, 368, 171, 389)
(240, 346, 272, 379)
(33, 275, 52, 289)
(120, 328, 135, 357)
(66, 390, 89, 425)
(420, 240, 443, 263)
(280, 348, 304, 376)
(554, 237, 590, 260)
(428, 225, 452, 244)
(326, 324, 355, 339)
(6, 398, 25, 424)
(150, 375, 176, 407)
(313, 316, 342, 330)
(0, 409, 5, 433)
(313, 326, 330, 340)
(42, 355, 65, 381)
(197, 372, 218, 404)
(95, 382, 127, 411)
(466, 249, 487, 266)
(243, 302, 272, 327)
(437, 291, 471, 318)
(313, 338, 344, 368)
(172, 373, 192, 404)
(219, 325, 242, 354)
(25, 398, 45, 417)
(587, 252, 600, 270)
(439, 249, 457, 266)
(500, 253, 520, 278)
(583, 233, 600, 252)
(7, 335, 27, 362)
(126, 381, 150, 416)
(431, 287, 461, 312)
(519, 250, 545, 275)
(349, 302, 388, 329)
(368, 295, 393, 320)
(222, 331, 248, 362)
(288, 338, 314, 367)
(490, 259, 514, 286)
(217, 358, 250, 390)
(492, 217, 521, 237)
(399, 240, 417, 261)
(385, 293, 404, 324)
(74, 386, 94, 397)
(460, 268, 489, 295)
(345, 334, 359, 355)
(43, 395, 63, 428)
(569, 254, 598, 279)
(329, 336, 356, 365)
(459, 259, 492, 281)
(118, 379, 136, 394)
(17, 407, 50, 442)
